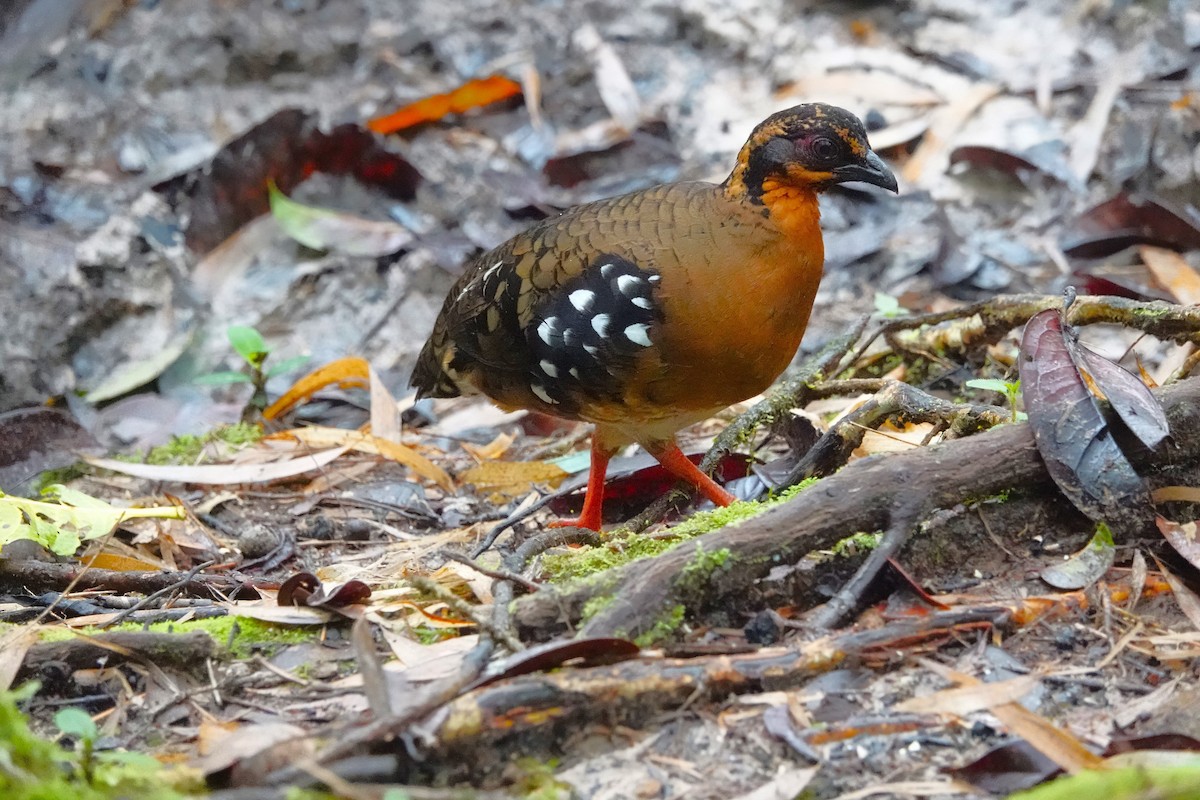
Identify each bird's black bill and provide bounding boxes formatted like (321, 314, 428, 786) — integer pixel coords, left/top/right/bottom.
(833, 150, 898, 192)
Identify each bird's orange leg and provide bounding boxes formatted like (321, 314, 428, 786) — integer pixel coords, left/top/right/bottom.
(548, 437, 616, 531)
(646, 440, 737, 507)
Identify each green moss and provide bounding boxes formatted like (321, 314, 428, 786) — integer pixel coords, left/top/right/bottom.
(0, 683, 201, 799)
(680, 543, 731, 583)
(633, 604, 686, 647)
(139, 422, 264, 465)
(512, 757, 571, 800)
(580, 593, 617, 624)
(830, 531, 883, 557)
(541, 477, 820, 583)
(33, 615, 318, 659)
(31, 464, 88, 494)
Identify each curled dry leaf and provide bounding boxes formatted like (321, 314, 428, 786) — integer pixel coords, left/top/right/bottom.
(1040, 523, 1117, 590)
(263, 356, 371, 421)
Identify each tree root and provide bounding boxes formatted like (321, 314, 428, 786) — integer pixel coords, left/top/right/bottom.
(512, 377, 1200, 641)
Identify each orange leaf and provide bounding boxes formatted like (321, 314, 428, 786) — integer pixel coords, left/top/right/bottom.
(82, 553, 164, 572)
(263, 357, 371, 421)
(368, 75, 522, 135)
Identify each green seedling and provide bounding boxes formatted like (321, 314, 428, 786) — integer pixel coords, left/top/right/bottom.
(196, 325, 309, 419)
(966, 377, 1026, 422)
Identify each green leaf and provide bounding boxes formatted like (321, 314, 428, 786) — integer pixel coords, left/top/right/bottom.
(0, 490, 186, 556)
(873, 292, 906, 318)
(265, 354, 311, 378)
(227, 325, 268, 367)
(965, 378, 1012, 393)
(268, 181, 413, 257)
(193, 371, 253, 385)
(54, 707, 97, 741)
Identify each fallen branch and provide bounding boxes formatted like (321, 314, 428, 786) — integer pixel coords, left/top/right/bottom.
(512, 377, 1200, 641)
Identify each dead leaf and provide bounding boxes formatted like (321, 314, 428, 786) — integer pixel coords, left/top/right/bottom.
(458, 459, 568, 499)
(1140, 245, 1200, 305)
(367, 75, 521, 134)
(274, 427, 451, 491)
(84, 446, 351, 485)
(1152, 555, 1200, 632)
(896, 674, 1041, 716)
(263, 357, 371, 421)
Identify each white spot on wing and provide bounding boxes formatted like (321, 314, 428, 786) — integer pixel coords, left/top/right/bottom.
(537, 316, 558, 345)
(600, 262, 616, 279)
(583, 344, 599, 357)
(569, 289, 596, 312)
(632, 297, 652, 310)
(624, 323, 653, 347)
(539, 359, 559, 377)
(648, 274, 661, 283)
(592, 314, 611, 337)
(531, 384, 558, 404)
(569, 367, 580, 379)
(616, 274, 642, 296)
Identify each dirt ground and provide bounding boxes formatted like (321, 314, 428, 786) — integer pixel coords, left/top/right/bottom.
(2, 0, 1200, 798)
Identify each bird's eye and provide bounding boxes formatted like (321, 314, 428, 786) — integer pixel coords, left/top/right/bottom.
(809, 136, 839, 160)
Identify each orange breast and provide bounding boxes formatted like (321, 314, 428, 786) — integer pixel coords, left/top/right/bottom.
(627, 182, 825, 418)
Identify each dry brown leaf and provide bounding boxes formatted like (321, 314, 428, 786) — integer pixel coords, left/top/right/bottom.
(460, 432, 515, 462)
(368, 365, 402, 444)
(1140, 245, 1200, 305)
(895, 674, 1040, 715)
(0, 626, 39, 692)
(902, 83, 1001, 185)
(916, 658, 1101, 774)
(1152, 486, 1200, 503)
(275, 426, 452, 491)
(1151, 555, 1200, 632)
(458, 458, 568, 499)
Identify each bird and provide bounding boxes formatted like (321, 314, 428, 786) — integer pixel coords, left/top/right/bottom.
(412, 103, 898, 530)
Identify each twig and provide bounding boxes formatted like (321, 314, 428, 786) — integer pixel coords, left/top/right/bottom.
(440, 549, 541, 593)
(407, 575, 523, 653)
(101, 560, 217, 628)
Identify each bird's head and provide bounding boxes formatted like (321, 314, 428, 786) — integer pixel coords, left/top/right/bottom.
(726, 103, 898, 200)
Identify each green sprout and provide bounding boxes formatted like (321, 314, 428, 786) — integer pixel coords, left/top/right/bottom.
(966, 377, 1026, 422)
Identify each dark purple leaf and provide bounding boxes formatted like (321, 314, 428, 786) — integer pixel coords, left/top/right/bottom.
(277, 572, 320, 607)
(948, 739, 1061, 793)
(154, 109, 422, 254)
(1073, 344, 1170, 450)
(1062, 193, 1200, 259)
(1018, 309, 1153, 535)
(1071, 270, 1166, 303)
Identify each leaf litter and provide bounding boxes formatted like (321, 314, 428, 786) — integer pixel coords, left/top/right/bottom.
(0, 0, 1200, 798)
